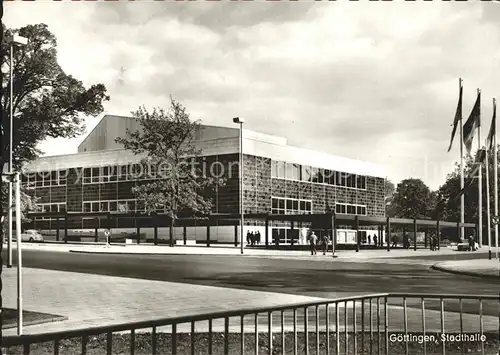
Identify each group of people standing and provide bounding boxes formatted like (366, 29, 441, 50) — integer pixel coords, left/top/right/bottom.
(246, 231, 262, 246)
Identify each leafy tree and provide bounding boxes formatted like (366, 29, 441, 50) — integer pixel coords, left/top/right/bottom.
(0, 184, 38, 234)
(116, 99, 224, 247)
(0, 24, 108, 258)
(384, 179, 395, 207)
(388, 178, 434, 219)
(436, 148, 499, 242)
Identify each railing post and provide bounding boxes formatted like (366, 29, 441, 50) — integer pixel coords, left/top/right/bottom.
(224, 317, 229, 354)
(268, 312, 273, 355)
(304, 307, 309, 355)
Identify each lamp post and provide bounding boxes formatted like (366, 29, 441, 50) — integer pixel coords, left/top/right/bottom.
(7, 33, 28, 269)
(2, 172, 24, 335)
(233, 117, 245, 254)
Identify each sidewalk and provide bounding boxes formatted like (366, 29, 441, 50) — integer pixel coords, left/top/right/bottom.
(2, 267, 324, 336)
(8, 242, 499, 261)
(432, 259, 500, 279)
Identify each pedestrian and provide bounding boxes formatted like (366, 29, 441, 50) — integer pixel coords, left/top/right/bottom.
(373, 235, 378, 248)
(104, 229, 111, 247)
(321, 233, 329, 255)
(246, 231, 251, 245)
(468, 235, 473, 251)
(390, 235, 396, 248)
(367, 234, 371, 245)
(309, 232, 318, 255)
(256, 231, 261, 245)
(430, 234, 435, 251)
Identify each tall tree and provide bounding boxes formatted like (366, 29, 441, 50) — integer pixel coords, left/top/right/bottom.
(116, 99, 224, 247)
(0, 23, 109, 327)
(389, 178, 434, 219)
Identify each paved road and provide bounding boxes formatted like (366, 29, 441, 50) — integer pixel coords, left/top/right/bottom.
(5, 250, 498, 298)
(2, 250, 499, 335)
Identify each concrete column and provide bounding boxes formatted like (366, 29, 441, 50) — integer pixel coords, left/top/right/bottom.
(355, 216, 360, 252)
(265, 218, 269, 247)
(55, 217, 60, 242)
(437, 220, 440, 251)
(386, 218, 391, 252)
(413, 219, 418, 251)
(64, 212, 68, 243)
(154, 217, 158, 246)
(206, 223, 211, 247)
(94, 217, 98, 243)
(331, 213, 337, 256)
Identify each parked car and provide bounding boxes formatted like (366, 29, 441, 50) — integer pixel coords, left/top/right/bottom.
(20, 230, 44, 242)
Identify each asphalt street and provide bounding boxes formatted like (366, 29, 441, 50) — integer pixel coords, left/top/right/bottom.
(4, 249, 498, 299)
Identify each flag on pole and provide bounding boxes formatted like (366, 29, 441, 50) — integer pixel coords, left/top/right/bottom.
(463, 91, 481, 155)
(486, 99, 496, 151)
(454, 148, 486, 200)
(448, 83, 463, 152)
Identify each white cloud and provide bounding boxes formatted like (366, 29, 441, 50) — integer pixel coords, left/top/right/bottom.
(5, 1, 500, 191)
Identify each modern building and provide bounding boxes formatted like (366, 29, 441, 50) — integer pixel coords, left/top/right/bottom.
(22, 115, 387, 245)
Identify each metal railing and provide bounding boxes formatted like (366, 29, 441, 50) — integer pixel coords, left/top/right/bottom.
(2, 293, 499, 355)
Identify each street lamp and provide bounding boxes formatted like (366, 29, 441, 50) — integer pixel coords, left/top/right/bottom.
(7, 33, 28, 269)
(233, 117, 245, 255)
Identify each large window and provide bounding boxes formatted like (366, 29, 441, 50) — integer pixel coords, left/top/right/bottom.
(335, 203, 366, 216)
(346, 174, 356, 188)
(312, 168, 323, 184)
(324, 169, 334, 185)
(301, 165, 312, 182)
(356, 175, 367, 189)
(272, 197, 312, 215)
(35, 202, 66, 220)
(23, 170, 68, 188)
(271, 160, 367, 190)
(286, 163, 301, 180)
(83, 199, 147, 213)
(336, 172, 347, 187)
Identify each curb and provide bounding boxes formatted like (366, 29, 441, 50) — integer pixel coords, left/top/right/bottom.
(1, 315, 68, 330)
(431, 263, 500, 280)
(69, 250, 341, 258)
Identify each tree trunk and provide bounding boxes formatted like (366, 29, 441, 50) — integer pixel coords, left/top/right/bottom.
(169, 216, 175, 247)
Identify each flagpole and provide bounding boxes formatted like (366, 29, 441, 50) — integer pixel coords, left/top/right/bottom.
(485, 147, 492, 259)
(459, 78, 465, 242)
(478, 88, 483, 249)
(494, 97, 499, 260)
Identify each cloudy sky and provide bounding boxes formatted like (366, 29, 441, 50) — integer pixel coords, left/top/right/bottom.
(5, 1, 500, 190)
